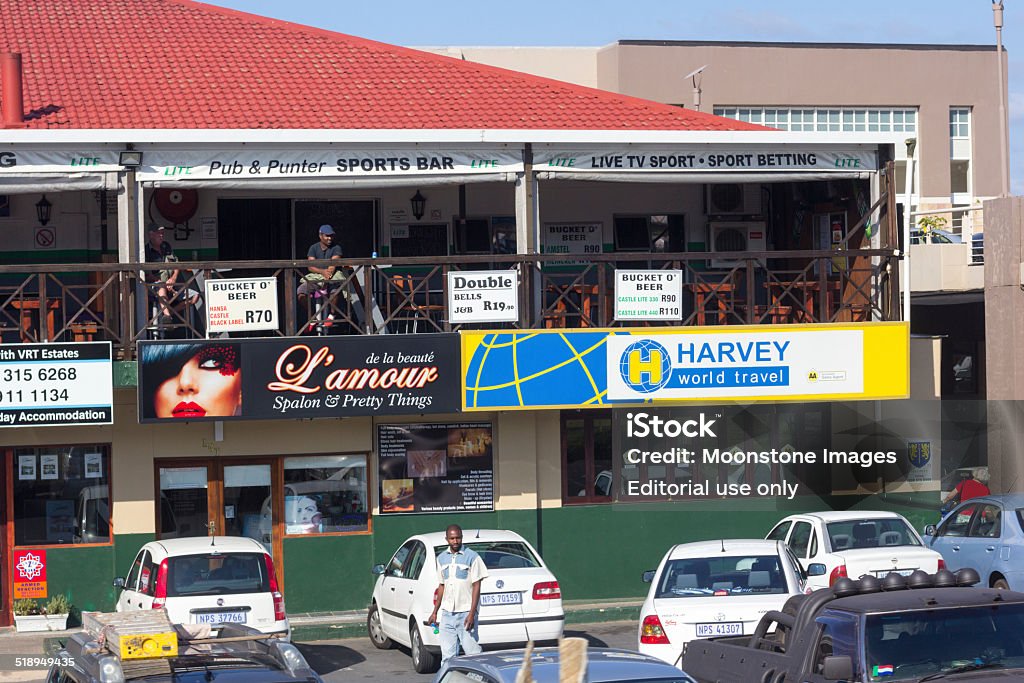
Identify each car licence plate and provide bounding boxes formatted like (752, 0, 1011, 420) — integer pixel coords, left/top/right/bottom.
(480, 592, 523, 606)
(696, 622, 742, 637)
(873, 569, 915, 578)
(194, 611, 247, 625)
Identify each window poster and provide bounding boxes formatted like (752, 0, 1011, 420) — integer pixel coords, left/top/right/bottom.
(84, 452, 103, 479)
(18, 455, 36, 481)
(40, 453, 59, 480)
(377, 423, 494, 514)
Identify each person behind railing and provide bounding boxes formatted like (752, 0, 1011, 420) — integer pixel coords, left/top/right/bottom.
(145, 224, 200, 328)
(297, 224, 344, 327)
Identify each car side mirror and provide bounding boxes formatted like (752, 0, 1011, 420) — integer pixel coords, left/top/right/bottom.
(371, 563, 385, 576)
(642, 570, 656, 583)
(924, 524, 937, 537)
(807, 563, 827, 577)
(112, 577, 126, 590)
(822, 654, 854, 681)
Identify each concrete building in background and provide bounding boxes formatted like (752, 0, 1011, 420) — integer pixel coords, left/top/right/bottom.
(426, 40, 1004, 399)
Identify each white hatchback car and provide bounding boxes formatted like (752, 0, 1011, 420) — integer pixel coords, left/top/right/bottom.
(114, 536, 289, 637)
(638, 539, 806, 666)
(368, 529, 564, 673)
(766, 511, 944, 590)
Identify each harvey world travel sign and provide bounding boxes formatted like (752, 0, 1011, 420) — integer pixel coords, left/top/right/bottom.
(138, 335, 460, 423)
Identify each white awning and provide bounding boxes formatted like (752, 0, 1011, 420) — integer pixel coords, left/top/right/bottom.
(0, 173, 116, 194)
(142, 172, 516, 190)
(535, 171, 873, 183)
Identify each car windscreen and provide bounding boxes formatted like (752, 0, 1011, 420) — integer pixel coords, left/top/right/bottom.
(864, 603, 1024, 681)
(165, 552, 270, 597)
(432, 542, 540, 570)
(825, 518, 920, 550)
(654, 555, 787, 598)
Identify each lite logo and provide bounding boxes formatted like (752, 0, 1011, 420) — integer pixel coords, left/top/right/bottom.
(618, 339, 672, 393)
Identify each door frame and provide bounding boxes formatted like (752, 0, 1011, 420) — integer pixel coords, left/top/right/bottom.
(154, 457, 285, 591)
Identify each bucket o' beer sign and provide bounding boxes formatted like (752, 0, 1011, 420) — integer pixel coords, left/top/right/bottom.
(447, 270, 519, 323)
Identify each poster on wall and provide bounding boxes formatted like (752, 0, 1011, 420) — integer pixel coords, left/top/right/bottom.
(84, 452, 103, 479)
(204, 277, 279, 334)
(377, 423, 494, 514)
(614, 270, 683, 321)
(12, 549, 47, 599)
(447, 270, 518, 324)
(138, 334, 460, 423)
(18, 455, 36, 481)
(40, 453, 59, 480)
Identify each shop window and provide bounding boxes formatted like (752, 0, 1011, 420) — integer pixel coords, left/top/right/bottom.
(13, 445, 110, 546)
(454, 217, 491, 254)
(562, 411, 612, 503)
(613, 215, 685, 253)
(283, 455, 369, 534)
(950, 160, 970, 195)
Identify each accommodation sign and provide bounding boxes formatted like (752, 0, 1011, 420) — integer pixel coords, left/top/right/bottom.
(614, 270, 683, 321)
(448, 270, 519, 324)
(138, 334, 460, 423)
(139, 149, 523, 180)
(535, 148, 877, 172)
(0, 342, 113, 427)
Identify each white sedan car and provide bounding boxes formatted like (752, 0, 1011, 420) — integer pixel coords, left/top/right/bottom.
(766, 511, 944, 590)
(114, 536, 289, 637)
(638, 539, 806, 666)
(368, 529, 564, 673)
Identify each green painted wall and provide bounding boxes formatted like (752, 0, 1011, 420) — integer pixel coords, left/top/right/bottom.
(38, 497, 935, 617)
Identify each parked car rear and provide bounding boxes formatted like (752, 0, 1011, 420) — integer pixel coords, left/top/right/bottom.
(114, 536, 289, 637)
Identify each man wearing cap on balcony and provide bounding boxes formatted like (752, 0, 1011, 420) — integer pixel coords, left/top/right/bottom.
(297, 224, 344, 316)
(145, 225, 200, 327)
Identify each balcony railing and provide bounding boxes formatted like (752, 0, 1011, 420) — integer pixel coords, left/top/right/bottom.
(0, 248, 901, 359)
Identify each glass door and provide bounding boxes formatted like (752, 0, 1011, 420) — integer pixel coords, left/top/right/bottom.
(155, 458, 283, 588)
(223, 463, 272, 553)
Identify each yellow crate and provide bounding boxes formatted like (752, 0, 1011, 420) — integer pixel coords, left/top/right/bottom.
(118, 631, 178, 660)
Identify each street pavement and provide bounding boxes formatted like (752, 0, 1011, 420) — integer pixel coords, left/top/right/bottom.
(297, 620, 638, 682)
(0, 621, 638, 682)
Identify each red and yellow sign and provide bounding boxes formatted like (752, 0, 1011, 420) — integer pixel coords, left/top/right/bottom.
(12, 549, 47, 599)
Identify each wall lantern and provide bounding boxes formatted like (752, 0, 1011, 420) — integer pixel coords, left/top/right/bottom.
(119, 150, 144, 167)
(410, 190, 426, 221)
(35, 194, 52, 226)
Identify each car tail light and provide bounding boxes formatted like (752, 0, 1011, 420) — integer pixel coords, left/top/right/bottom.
(938, 559, 946, 571)
(532, 581, 561, 600)
(640, 614, 670, 645)
(264, 554, 286, 622)
(152, 559, 168, 609)
(829, 564, 848, 587)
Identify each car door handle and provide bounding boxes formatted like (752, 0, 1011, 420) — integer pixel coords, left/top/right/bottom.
(389, 586, 395, 592)
(408, 590, 414, 594)
(986, 546, 996, 552)
(952, 545, 960, 551)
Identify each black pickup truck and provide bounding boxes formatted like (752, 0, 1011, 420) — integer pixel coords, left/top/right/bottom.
(680, 568, 1024, 682)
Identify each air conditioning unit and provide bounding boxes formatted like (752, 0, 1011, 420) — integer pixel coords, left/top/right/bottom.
(706, 183, 762, 216)
(710, 222, 767, 268)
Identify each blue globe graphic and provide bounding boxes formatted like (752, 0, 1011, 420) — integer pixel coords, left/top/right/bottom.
(618, 339, 671, 393)
(465, 332, 630, 408)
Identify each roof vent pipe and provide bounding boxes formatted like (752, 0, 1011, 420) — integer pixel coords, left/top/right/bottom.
(2, 52, 25, 127)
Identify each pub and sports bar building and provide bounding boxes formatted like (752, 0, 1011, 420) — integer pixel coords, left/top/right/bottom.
(0, 0, 988, 624)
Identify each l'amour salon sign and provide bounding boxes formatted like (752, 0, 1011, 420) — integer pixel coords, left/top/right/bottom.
(138, 335, 460, 423)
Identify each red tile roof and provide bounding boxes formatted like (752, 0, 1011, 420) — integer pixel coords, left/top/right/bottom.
(0, 0, 766, 132)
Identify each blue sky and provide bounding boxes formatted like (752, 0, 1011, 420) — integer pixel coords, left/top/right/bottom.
(205, 0, 1020, 193)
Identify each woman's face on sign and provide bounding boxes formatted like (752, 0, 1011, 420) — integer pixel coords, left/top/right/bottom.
(154, 346, 241, 418)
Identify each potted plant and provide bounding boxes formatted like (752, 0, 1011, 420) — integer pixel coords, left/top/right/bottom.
(43, 594, 71, 631)
(13, 598, 48, 633)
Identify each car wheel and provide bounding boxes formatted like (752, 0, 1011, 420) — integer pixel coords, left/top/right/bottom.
(410, 621, 438, 674)
(994, 578, 1010, 590)
(367, 603, 393, 650)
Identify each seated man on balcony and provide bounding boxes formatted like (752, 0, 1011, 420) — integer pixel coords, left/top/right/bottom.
(145, 225, 200, 327)
(297, 224, 344, 325)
